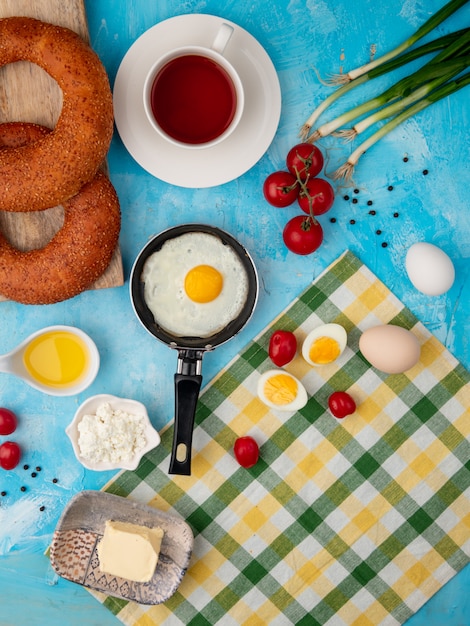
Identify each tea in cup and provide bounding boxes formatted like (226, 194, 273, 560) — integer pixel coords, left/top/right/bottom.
(143, 23, 244, 148)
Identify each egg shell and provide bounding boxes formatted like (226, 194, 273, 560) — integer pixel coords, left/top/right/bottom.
(359, 324, 421, 374)
(405, 242, 455, 296)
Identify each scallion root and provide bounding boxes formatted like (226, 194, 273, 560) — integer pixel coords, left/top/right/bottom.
(332, 162, 355, 182)
(306, 130, 321, 143)
(325, 73, 351, 86)
(332, 129, 357, 142)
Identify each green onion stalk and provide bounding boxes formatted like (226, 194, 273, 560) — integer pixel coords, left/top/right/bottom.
(332, 71, 470, 182)
(306, 30, 470, 143)
(299, 27, 469, 139)
(335, 66, 465, 140)
(330, 0, 469, 85)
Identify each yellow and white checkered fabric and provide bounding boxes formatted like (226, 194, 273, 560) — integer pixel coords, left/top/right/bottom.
(93, 250, 470, 625)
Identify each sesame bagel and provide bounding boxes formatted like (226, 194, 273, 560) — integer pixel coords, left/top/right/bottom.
(0, 123, 121, 304)
(0, 17, 114, 212)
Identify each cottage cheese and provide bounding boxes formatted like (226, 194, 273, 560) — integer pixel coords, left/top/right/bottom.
(77, 402, 146, 464)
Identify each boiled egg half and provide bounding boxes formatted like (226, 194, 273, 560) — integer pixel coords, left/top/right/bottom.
(301, 323, 347, 366)
(257, 369, 308, 412)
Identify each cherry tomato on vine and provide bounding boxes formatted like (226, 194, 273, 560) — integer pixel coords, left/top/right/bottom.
(0, 441, 21, 470)
(268, 330, 297, 367)
(328, 391, 356, 419)
(286, 143, 324, 180)
(283, 215, 323, 255)
(0, 408, 17, 436)
(298, 178, 335, 216)
(234, 436, 259, 468)
(263, 171, 299, 207)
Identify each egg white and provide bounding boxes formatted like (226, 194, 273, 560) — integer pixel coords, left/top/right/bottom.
(302, 323, 347, 366)
(142, 232, 249, 338)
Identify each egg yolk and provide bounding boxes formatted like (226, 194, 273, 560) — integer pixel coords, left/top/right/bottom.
(184, 265, 223, 303)
(262, 374, 298, 406)
(309, 336, 340, 364)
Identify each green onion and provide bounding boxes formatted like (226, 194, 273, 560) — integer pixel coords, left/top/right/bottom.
(332, 71, 470, 182)
(337, 64, 466, 140)
(333, 0, 469, 84)
(308, 52, 470, 142)
(299, 27, 469, 139)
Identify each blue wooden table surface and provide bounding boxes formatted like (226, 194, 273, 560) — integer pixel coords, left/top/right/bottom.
(0, 1, 469, 624)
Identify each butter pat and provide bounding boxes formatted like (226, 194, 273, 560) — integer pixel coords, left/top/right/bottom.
(97, 520, 164, 582)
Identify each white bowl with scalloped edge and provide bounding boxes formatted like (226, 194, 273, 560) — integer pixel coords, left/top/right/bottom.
(66, 394, 161, 471)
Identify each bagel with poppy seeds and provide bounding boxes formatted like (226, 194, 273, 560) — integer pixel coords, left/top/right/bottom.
(0, 122, 120, 304)
(0, 16, 114, 212)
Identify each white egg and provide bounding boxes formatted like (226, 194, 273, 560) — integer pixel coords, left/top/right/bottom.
(142, 232, 249, 337)
(257, 369, 308, 412)
(301, 323, 347, 366)
(405, 242, 455, 296)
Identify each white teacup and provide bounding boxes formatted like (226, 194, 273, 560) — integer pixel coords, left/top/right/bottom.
(143, 23, 244, 149)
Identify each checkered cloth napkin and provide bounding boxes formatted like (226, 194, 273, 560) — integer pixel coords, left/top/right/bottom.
(92, 250, 470, 625)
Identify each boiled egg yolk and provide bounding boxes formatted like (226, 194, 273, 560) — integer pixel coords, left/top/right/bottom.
(302, 323, 347, 366)
(257, 370, 308, 412)
(184, 265, 223, 303)
(307, 336, 341, 364)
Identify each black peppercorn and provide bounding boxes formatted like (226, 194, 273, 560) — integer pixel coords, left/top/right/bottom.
(343, 195, 350, 201)
(31, 472, 37, 478)
(352, 198, 358, 204)
(387, 185, 393, 191)
(353, 188, 359, 194)
(20, 486, 26, 492)
(376, 229, 382, 235)
(23, 464, 29, 470)
(393, 212, 399, 218)
(403, 156, 409, 162)
(52, 478, 58, 484)
(350, 219, 356, 225)
(381, 242, 388, 248)
(1, 491, 6, 497)
(367, 200, 373, 206)
(423, 169, 429, 175)
(369, 210, 376, 216)
(39, 506, 45, 512)
(330, 217, 337, 223)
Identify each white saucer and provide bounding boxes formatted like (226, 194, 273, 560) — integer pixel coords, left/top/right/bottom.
(113, 14, 281, 188)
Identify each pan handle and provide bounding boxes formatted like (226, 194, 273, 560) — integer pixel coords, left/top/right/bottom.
(168, 349, 204, 475)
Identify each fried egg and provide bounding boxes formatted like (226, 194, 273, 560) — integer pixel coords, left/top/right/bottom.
(142, 232, 249, 338)
(301, 323, 347, 366)
(257, 369, 308, 412)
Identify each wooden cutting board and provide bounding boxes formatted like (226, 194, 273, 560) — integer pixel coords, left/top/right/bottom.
(0, 0, 124, 302)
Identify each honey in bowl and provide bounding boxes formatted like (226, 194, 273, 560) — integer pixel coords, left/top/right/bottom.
(23, 330, 90, 389)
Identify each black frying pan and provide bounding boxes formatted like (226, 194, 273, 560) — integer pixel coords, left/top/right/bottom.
(130, 224, 258, 475)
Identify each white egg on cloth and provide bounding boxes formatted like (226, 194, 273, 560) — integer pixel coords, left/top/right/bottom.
(359, 324, 421, 374)
(257, 369, 308, 412)
(301, 323, 347, 366)
(405, 242, 455, 296)
(142, 232, 250, 338)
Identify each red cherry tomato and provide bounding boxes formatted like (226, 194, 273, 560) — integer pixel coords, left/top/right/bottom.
(0, 441, 21, 470)
(0, 408, 17, 435)
(263, 171, 299, 207)
(234, 436, 259, 468)
(298, 178, 335, 216)
(328, 391, 356, 419)
(286, 143, 324, 180)
(282, 215, 323, 255)
(268, 330, 297, 367)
